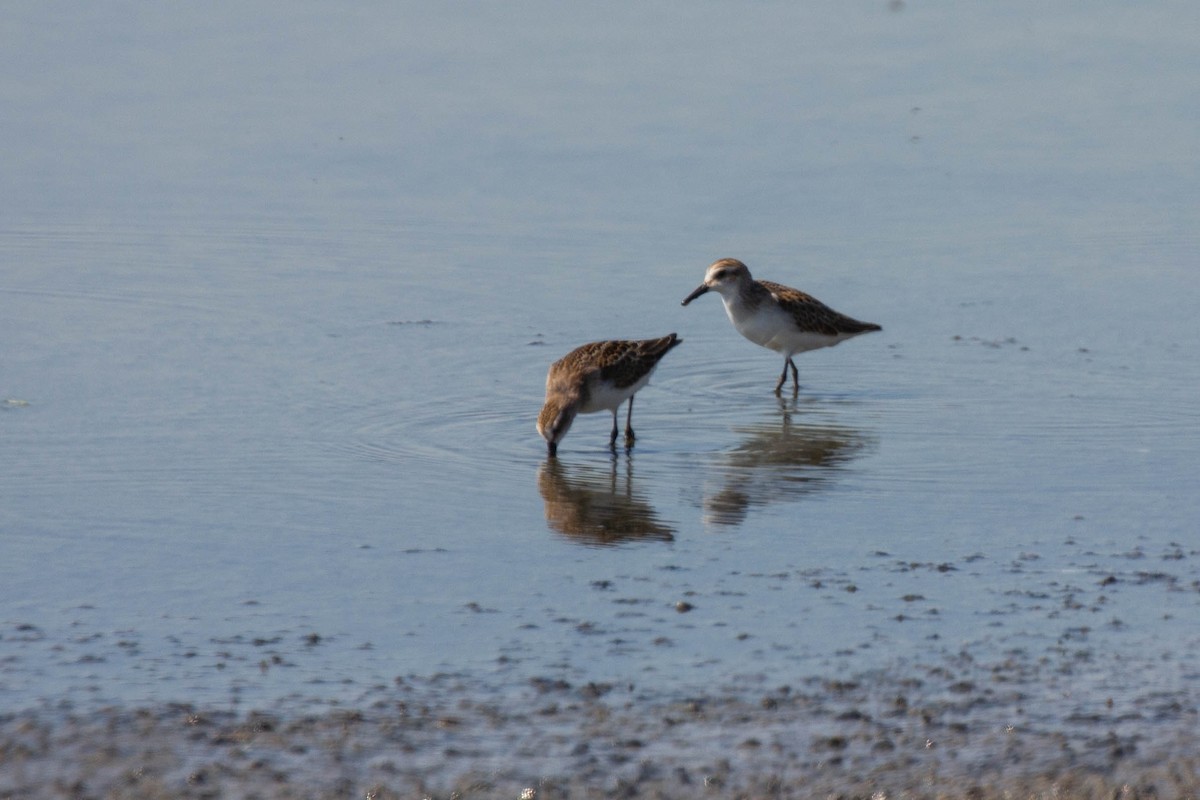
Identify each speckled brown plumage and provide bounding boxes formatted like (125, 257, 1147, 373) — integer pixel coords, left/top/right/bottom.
(548, 335, 681, 393)
(756, 280, 882, 337)
(537, 334, 682, 456)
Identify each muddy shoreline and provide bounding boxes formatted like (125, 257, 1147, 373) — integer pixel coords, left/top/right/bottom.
(5, 663, 1197, 800)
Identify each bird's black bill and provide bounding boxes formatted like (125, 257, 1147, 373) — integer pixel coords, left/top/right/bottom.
(547, 442, 558, 458)
(681, 284, 709, 306)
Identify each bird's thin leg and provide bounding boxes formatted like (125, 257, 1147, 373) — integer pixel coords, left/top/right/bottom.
(609, 410, 619, 449)
(788, 358, 800, 395)
(774, 360, 790, 395)
(624, 396, 636, 446)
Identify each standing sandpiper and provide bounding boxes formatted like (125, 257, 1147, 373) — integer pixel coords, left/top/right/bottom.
(681, 258, 880, 395)
(537, 334, 682, 457)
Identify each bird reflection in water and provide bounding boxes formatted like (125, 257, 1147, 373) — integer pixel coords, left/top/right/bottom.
(537, 457, 674, 545)
(703, 399, 872, 526)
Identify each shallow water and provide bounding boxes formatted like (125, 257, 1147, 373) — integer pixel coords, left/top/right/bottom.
(2, 2, 1198, 746)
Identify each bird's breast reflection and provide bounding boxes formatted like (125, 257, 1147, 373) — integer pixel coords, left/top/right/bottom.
(537, 457, 674, 546)
(701, 407, 873, 526)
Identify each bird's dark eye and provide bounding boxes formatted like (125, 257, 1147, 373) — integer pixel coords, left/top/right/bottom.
(713, 269, 726, 279)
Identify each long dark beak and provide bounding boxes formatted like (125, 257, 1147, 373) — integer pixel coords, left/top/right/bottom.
(681, 284, 709, 306)
(547, 441, 557, 458)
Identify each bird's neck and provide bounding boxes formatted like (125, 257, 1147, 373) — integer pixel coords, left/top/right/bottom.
(722, 281, 766, 312)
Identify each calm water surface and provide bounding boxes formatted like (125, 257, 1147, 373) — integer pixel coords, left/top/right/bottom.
(2, 3, 1198, 725)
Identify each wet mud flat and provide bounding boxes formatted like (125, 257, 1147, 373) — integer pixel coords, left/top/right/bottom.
(4, 662, 1197, 800)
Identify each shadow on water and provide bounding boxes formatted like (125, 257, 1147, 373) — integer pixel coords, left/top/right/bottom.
(701, 398, 874, 527)
(537, 456, 675, 546)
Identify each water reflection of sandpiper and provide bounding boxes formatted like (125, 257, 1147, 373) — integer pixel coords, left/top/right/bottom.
(537, 457, 674, 545)
(703, 401, 872, 526)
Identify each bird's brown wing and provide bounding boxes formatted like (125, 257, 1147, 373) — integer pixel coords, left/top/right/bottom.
(594, 334, 682, 389)
(760, 281, 880, 336)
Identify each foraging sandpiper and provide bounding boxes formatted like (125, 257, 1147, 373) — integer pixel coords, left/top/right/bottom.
(681, 258, 880, 394)
(537, 334, 682, 456)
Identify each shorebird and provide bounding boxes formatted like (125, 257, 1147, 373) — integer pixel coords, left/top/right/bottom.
(537, 334, 682, 457)
(681, 258, 880, 394)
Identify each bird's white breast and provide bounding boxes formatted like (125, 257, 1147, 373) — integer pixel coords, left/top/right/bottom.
(724, 298, 790, 350)
(579, 369, 654, 414)
(723, 296, 849, 356)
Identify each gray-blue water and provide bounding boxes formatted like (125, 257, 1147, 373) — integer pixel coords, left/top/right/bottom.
(2, 3, 1198, 725)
